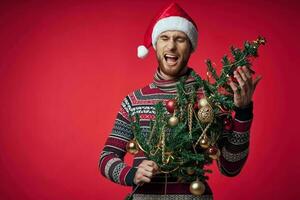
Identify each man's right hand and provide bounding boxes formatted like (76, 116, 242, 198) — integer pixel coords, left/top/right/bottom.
(133, 160, 158, 185)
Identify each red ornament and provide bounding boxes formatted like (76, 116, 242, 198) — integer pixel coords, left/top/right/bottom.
(207, 146, 218, 155)
(166, 99, 176, 113)
(193, 101, 199, 110)
(207, 146, 220, 159)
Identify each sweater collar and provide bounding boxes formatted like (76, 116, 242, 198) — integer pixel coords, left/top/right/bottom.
(153, 67, 196, 93)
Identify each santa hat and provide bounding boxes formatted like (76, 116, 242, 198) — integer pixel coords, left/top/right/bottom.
(137, 2, 198, 59)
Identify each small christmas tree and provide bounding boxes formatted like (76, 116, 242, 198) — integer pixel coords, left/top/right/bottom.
(126, 36, 266, 198)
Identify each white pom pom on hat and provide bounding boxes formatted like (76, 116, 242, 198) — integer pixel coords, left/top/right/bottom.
(137, 2, 198, 59)
(137, 45, 149, 59)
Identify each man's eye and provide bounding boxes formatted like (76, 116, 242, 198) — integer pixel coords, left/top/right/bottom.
(160, 36, 168, 41)
(177, 38, 186, 42)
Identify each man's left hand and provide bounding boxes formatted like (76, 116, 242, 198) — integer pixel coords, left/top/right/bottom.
(228, 66, 262, 108)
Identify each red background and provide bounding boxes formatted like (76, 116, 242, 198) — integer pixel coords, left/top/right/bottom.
(0, 0, 299, 199)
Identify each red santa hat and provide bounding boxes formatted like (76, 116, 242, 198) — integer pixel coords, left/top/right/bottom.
(137, 2, 198, 59)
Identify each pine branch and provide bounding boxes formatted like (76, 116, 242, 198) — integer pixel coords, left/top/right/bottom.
(206, 59, 219, 81)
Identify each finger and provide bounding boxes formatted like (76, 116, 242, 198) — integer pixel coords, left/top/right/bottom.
(238, 67, 252, 94)
(140, 160, 157, 173)
(234, 70, 246, 96)
(237, 66, 248, 82)
(134, 169, 152, 184)
(228, 78, 240, 96)
(253, 75, 262, 89)
(141, 165, 155, 173)
(238, 67, 252, 89)
(242, 66, 252, 79)
(152, 162, 159, 172)
(134, 172, 143, 185)
(141, 169, 153, 178)
(135, 175, 150, 185)
(139, 160, 151, 167)
(144, 160, 157, 169)
(139, 176, 151, 183)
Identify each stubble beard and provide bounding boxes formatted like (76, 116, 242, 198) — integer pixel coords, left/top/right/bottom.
(156, 53, 190, 79)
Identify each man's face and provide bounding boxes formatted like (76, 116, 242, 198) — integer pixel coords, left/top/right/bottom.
(155, 30, 192, 79)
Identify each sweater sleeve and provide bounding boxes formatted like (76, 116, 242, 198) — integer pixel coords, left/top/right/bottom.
(99, 96, 137, 186)
(216, 101, 253, 177)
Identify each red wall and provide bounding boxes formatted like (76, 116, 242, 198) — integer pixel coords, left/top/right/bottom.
(0, 0, 299, 199)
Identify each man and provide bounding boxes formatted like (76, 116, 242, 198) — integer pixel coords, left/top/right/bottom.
(99, 3, 261, 200)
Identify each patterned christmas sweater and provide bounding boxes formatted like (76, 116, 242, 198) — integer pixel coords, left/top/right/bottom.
(99, 68, 253, 199)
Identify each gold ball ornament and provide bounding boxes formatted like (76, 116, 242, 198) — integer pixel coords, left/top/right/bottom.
(198, 98, 209, 107)
(126, 140, 139, 155)
(189, 180, 206, 196)
(197, 106, 214, 123)
(168, 116, 179, 127)
(199, 137, 211, 149)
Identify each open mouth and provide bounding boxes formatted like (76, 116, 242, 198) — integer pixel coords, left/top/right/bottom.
(164, 54, 179, 66)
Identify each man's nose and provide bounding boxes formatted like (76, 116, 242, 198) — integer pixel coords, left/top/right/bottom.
(166, 40, 176, 51)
